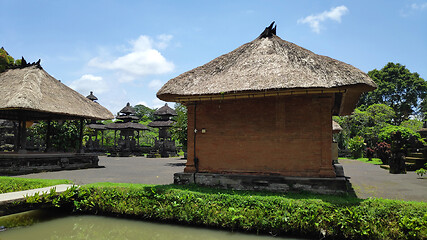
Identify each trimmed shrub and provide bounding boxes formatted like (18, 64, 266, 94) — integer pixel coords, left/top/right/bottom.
(348, 136, 365, 158)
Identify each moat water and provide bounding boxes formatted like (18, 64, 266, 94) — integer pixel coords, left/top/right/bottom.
(0, 210, 305, 240)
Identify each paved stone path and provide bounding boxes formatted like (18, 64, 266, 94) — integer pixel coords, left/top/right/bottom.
(340, 159, 426, 202)
(9, 156, 427, 202)
(15, 156, 186, 185)
(0, 184, 74, 205)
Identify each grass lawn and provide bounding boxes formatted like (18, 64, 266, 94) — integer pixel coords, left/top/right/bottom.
(339, 157, 383, 165)
(0, 176, 72, 194)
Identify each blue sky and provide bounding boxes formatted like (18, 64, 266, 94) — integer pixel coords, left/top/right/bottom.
(2, 0, 426, 115)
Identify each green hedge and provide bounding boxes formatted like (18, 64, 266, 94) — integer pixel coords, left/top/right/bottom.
(0, 177, 72, 193)
(27, 184, 427, 240)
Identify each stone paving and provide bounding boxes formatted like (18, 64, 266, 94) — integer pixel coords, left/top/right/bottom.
(9, 156, 427, 202)
(0, 184, 74, 205)
(340, 159, 426, 202)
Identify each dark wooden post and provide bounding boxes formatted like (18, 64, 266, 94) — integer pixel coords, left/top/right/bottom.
(17, 119, 27, 153)
(114, 130, 117, 147)
(45, 119, 51, 152)
(78, 119, 84, 153)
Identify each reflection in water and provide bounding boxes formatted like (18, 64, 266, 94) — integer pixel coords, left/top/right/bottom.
(0, 214, 303, 240)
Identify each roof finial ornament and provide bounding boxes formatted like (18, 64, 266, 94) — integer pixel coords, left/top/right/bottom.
(258, 21, 277, 39)
(21, 57, 27, 66)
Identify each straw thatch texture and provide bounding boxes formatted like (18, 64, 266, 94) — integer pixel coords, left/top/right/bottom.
(105, 122, 148, 130)
(148, 120, 175, 128)
(0, 66, 113, 120)
(157, 35, 376, 102)
(119, 103, 136, 115)
(154, 103, 177, 116)
(332, 120, 343, 133)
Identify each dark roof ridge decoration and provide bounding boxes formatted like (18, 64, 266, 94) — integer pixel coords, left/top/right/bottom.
(86, 91, 98, 101)
(258, 21, 277, 39)
(154, 103, 177, 116)
(7, 57, 43, 70)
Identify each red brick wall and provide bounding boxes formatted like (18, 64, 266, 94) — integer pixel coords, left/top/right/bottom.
(185, 95, 335, 177)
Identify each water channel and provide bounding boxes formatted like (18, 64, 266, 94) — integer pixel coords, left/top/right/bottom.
(0, 210, 306, 240)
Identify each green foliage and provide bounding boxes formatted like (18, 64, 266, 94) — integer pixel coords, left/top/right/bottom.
(416, 168, 426, 178)
(339, 157, 383, 165)
(348, 136, 365, 158)
(334, 104, 395, 148)
(29, 120, 83, 152)
(0, 177, 72, 193)
(400, 119, 423, 132)
(378, 125, 423, 145)
(28, 184, 427, 239)
(134, 104, 156, 122)
(170, 103, 187, 150)
(358, 62, 427, 123)
(0, 47, 15, 72)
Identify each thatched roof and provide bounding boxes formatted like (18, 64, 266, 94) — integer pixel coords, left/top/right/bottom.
(148, 120, 175, 128)
(86, 123, 106, 130)
(0, 65, 114, 120)
(154, 103, 177, 116)
(105, 122, 148, 130)
(157, 24, 376, 115)
(332, 120, 343, 133)
(119, 102, 136, 115)
(86, 91, 98, 101)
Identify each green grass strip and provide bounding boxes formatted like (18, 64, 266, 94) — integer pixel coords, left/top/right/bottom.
(339, 157, 383, 165)
(0, 177, 72, 194)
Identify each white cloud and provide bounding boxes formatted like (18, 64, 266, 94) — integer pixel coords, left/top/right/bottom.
(148, 79, 163, 89)
(136, 101, 149, 107)
(88, 35, 174, 80)
(298, 6, 349, 33)
(152, 98, 166, 109)
(69, 74, 109, 95)
(411, 2, 427, 10)
(155, 34, 173, 50)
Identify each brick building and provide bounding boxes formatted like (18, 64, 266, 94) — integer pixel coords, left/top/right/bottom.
(157, 23, 376, 193)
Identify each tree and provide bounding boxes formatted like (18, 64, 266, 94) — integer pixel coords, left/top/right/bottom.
(133, 104, 156, 123)
(170, 103, 187, 151)
(334, 104, 395, 148)
(0, 47, 15, 72)
(358, 62, 427, 124)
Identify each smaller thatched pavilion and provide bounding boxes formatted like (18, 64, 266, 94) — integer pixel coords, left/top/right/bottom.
(85, 92, 108, 153)
(148, 103, 177, 157)
(0, 60, 113, 174)
(157, 23, 376, 194)
(105, 103, 149, 156)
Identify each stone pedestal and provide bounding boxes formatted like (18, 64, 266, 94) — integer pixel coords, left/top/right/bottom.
(174, 172, 351, 195)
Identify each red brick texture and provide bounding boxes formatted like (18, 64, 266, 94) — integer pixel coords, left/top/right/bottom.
(185, 94, 336, 177)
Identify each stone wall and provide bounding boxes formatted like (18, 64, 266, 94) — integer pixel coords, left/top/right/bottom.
(185, 95, 335, 178)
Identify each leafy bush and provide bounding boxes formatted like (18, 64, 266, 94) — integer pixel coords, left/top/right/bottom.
(416, 168, 426, 178)
(25, 184, 427, 240)
(400, 119, 423, 132)
(375, 142, 391, 165)
(348, 136, 365, 158)
(378, 125, 423, 145)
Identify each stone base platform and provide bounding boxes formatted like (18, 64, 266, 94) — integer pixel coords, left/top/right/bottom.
(0, 153, 100, 175)
(174, 172, 351, 195)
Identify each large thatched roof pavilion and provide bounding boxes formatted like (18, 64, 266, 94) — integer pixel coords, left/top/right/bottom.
(0, 61, 113, 174)
(0, 64, 113, 121)
(158, 23, 376, 193)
